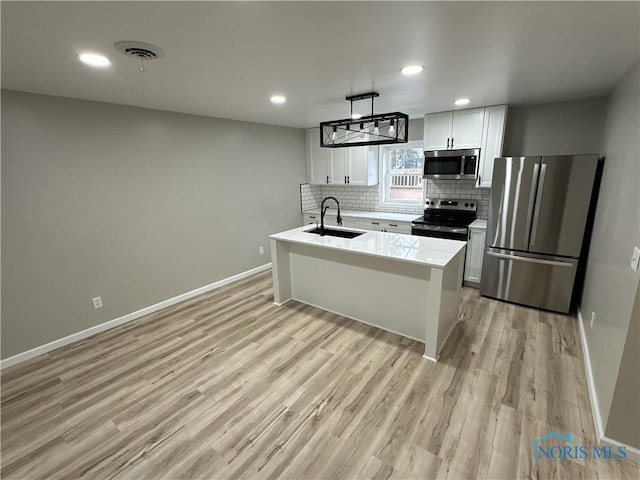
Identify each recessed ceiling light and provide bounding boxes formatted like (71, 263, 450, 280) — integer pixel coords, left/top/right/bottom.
(400, 65, 424, 75)
(270, 95, 286, 104)
(454, 98, 471, 106)
(78, 53, 111, 68)
(351, 113, 362, 120)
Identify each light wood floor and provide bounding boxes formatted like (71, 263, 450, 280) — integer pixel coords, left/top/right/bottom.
(1, 271, 638, 479)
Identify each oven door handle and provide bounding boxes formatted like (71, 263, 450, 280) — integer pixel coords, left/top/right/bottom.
(411, 224, 468, 234)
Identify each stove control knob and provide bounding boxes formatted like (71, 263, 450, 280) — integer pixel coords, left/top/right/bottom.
(464, 203, 469, 207)
(470, 203, 475, 207)
(430, 201, 435, 205)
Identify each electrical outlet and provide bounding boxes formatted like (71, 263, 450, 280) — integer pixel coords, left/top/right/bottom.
(630, 246, 640, 272)
(590, 311, 595, 328)
(259, 246, 264, 255)
(92, 296, 103, 309)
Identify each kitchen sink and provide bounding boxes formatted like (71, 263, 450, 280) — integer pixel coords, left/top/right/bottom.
(305, 227, 365, 239)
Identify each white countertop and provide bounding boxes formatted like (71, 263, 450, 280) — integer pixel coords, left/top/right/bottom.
(270, 226, 466, 268)
(303, 208, 420, 223)
(470, 219, 487, 229)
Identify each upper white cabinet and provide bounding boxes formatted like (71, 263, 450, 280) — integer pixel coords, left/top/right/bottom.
(307, 128, 329, 184)
(423, 108, 485, 151)
(477, 105, 508, 188)
(307, 128, 378, 185)
(344, 146, 378, 185)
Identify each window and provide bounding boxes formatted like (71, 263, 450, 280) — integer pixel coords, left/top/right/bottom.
(379, 141, 424, 207)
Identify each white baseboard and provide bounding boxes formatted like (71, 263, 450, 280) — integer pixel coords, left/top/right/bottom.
(0, 263, 272, 370)
(577, 308, 605, 441)
(601, 436, 640, 464)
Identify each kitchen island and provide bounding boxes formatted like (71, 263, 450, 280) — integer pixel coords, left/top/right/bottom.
(269, 226, 466, 361)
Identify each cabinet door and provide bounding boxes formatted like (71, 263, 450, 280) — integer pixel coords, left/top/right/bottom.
(477, 105, 507, 188)
(323, 215, 338, 226)
(464, 228, 486, 284)
(424, 112, 452, 150)
(451, 108, 485, 149)
(307, 128, 329, 184)
(348, 146, 378, 185)
(341, 217, 360, 228)
(328, 149, 348, 184)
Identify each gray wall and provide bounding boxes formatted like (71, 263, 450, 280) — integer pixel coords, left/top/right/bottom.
(606, 282, 640, 448)
(503, 97, 606, 157)
(1, 90, 307, 359)
(578, 63, 640, 445)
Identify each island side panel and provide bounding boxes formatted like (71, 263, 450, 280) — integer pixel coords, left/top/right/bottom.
(270, 238, 292, 305)
(286, 242, 431, 342)
(436, 246, 466, 355)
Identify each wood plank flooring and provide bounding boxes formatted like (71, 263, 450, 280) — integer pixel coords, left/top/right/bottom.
(2, 270, 638, 479)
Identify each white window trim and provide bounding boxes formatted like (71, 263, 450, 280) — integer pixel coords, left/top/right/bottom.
(378, 140, 425, 208)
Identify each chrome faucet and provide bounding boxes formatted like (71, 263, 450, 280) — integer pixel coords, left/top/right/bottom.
(320, 196, 342, 234)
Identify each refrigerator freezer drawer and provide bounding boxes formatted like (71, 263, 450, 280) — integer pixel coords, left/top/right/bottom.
(480, 248, 578, 313)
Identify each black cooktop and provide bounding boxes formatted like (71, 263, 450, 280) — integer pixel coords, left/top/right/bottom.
(412, 198, 477, 227)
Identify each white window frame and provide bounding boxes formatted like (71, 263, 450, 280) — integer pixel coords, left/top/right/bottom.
(378, 140, 425, 208)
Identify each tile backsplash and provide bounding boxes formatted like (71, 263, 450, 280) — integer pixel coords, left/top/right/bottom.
(301, 179, 490, 218)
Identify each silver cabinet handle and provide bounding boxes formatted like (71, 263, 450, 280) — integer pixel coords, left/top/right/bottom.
(326, 175, 329, 183)
(486, 251, 574, 267)
(451, 137, 454, 148)
(347, 176, 350, 184)
(308, 215, 316, 219)
(530, 164, 547, 246)
(389, 223, 398, 227)
(447, 138, 450, 149)
(371, 222, 380, 225)
(525, 163, 540, 245)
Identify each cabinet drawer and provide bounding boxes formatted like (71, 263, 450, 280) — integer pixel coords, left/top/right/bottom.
(358, 219, 411, 234)
(302, 213, 320, 225)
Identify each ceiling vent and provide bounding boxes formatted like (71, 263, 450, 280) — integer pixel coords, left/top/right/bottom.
(114, 41, 164, 71)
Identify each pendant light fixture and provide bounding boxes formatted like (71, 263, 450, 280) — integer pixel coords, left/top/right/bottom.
(320, 92, 409, 148)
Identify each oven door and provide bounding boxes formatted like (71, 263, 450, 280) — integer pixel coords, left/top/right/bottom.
(411, 224, 468, 241)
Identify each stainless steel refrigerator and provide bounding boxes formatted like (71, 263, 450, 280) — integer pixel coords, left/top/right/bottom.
(480, 154, 599, 313)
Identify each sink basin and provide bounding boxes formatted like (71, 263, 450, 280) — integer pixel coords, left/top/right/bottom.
(305, 227, 365, 239)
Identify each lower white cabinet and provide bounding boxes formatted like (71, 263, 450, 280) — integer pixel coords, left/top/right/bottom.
(302, 214, 410, 233)
(301, 213, 358, 228)
(464, 227, 486, 285)
(358, 219, 411, 234)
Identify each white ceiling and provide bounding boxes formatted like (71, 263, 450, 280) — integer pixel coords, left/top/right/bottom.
(2, 1, 639, 128)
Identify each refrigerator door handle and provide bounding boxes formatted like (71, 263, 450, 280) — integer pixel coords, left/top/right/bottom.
(525, 163, 540, 244)
(530, 163, 547, 246)
(486, 250, 574, 267)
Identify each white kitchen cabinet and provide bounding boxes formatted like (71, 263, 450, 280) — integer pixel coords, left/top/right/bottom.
(423, 108, 485, 151)
(477, 105, 508, 188)
(329, 146, 378, 185)
(358, 219, 411, 234)
(302, 213, 358, 229)
(464, 226, 486, 285)
(328, 148, 348, 184)
(307, 128, 329, 184)
(348, 146, 378, 185)
(307, 128, 378, 185)
(302, 212, 321, 226)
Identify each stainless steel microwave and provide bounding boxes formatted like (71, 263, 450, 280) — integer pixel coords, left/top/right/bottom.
(423, 148, 480, 179)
